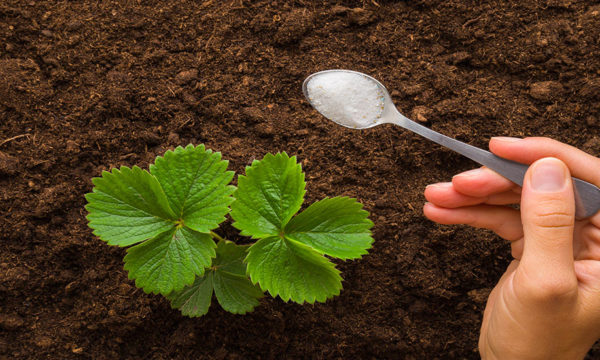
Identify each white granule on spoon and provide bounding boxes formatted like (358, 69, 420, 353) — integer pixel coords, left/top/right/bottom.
(306, 71, 385, 128)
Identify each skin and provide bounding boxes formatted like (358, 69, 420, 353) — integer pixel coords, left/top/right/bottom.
(423, 137, 600, 359)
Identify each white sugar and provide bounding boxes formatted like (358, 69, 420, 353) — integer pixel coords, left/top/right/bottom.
(306, 71, 385, 128)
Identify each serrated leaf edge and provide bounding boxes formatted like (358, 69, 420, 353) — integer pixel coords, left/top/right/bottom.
(245, 236, 342, 304)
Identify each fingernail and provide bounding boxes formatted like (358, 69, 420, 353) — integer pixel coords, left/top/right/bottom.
(491, 136, 522, 143)
(453, 168, 483, 178)
(426, 182, 452, 189)
(531, 158, 567, 192)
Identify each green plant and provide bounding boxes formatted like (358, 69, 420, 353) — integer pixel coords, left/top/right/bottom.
(85, 145, 373, 317)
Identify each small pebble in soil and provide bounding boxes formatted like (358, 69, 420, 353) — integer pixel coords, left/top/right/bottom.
(306, 71, 385, 128)
(411, 106, 432, 123)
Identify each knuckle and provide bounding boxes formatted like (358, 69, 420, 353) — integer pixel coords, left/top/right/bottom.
(529, 206, 573, 229)
(520, 276, 578, 303)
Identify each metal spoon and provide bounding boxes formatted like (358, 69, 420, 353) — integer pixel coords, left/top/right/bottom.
(303, 69, 600, 219)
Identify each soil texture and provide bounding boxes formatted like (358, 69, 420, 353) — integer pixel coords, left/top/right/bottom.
(1, 0, 600, 358)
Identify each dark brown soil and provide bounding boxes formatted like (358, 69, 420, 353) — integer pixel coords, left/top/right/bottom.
(1, 0, 600, 358)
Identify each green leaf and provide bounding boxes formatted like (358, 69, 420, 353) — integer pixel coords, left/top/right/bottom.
(167, 241, 262, 317)
(214, 272, 263, 314)
(213, 239, 249, 275)
(245, 236, 342, 304)
(231, 153, 305, 238)
(167, 272, 214, 317)
(150, 144, 235, 233)
(285, 197, 374, 260)
(85, 166, 177, 246)
(124, 227, 216, 294)
(212, 241, 262, 314)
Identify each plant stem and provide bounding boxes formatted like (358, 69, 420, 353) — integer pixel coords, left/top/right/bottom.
(209, 231, 226, 243)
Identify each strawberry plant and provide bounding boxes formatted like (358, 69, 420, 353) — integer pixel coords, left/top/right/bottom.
(85, 145, 373, 317)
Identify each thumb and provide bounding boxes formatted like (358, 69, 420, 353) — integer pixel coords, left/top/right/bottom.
(520, 157, 576, 279)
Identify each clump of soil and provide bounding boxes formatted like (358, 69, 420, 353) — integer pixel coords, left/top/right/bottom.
(1, 0, 599, 358)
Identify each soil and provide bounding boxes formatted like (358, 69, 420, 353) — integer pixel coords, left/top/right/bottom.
(1, 0, 600, 358)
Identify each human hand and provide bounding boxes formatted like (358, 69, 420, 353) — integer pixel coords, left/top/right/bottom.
(423, 137, 600, 359)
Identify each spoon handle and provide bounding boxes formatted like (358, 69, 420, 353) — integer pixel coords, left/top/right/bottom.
(393, 111, 600, 219)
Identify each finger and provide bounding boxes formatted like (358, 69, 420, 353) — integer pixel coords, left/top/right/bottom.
(485, 192, 522, 205)
(589, 210, 600, 229)
(423, 203, 523, 241)
(575, 223, 600, 261)
(520, 158, 577, 283)
(452, 167, 521, 198)
(511, 239, 524, 260)
(490, 137, 600, 186)
(425, 182, 485, 208)
(425, 182, 520, 208)
(574, 261, 600, 316)
(574, 260, 600, 295)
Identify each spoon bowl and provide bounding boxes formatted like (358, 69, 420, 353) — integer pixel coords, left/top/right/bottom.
(302, 69, 392, 129)
(303, 69, 600, 219)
